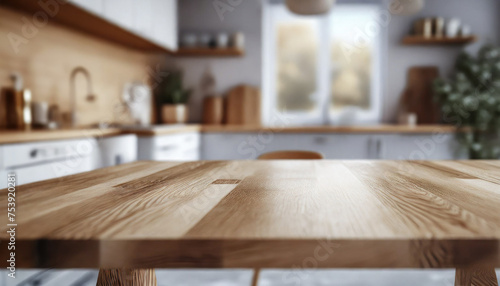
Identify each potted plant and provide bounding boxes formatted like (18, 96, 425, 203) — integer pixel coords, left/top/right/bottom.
(434, 45, 500, 159)
(156, 71, 191, 124)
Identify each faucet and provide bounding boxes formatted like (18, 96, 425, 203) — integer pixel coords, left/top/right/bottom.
(69, 66, 95, 127)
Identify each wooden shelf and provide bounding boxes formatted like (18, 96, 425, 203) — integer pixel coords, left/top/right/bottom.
(175, 48, 244, 57)
(0, 0, 172, 53)
(402, 35, 477, 45)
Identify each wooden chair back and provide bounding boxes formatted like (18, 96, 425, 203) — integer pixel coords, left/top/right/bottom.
(257, 150, 324, 160)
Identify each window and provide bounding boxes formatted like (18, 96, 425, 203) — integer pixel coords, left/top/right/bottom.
(263, 3, 384, 125)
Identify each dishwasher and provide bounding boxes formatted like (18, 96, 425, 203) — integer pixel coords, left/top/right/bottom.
(0, 138, 97, 189)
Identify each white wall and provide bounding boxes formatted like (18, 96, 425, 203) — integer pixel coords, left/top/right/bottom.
(384, 0, 500, 122)
(175, 0, 263, 122)
(175, 0, 500, 124)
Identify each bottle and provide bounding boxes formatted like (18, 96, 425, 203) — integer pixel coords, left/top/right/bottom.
(3, 73, 32, 130)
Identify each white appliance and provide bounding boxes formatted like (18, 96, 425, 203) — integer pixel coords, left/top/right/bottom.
(0, 138, 97, 189)
(96, 134, 138, 168)
(123, 82, 152, 126)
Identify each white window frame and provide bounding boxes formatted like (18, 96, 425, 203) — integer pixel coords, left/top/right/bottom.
(262, 1, 386, 126)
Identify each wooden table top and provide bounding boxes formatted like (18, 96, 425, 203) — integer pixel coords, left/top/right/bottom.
(1, 160, 499, 269)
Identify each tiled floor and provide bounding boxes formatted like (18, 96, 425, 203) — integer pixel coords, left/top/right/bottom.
(1, 269, 499, 286)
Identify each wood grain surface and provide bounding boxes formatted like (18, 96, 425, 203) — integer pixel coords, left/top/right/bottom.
(0, 160, 499, 269)
(455, 267, 498, 286)
(401, 66, 441, 124)
(97, 269, 157, 286)
(225, 85, 261, 125)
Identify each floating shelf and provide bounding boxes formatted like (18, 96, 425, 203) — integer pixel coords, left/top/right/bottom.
(402, 36, 477, 45)
(175, 48, 244, 57)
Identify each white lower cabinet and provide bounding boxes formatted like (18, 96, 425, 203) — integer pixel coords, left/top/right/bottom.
(0, 135, 140, 188)
(201, 133, 463, 160)
(202, 133, 374, 160)
(379, 134, 466, 160)
(0, 138, 98, 188)
(138, 132, 201, 161)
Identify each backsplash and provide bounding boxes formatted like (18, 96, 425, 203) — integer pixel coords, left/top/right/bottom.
(0, 7, 164, 127)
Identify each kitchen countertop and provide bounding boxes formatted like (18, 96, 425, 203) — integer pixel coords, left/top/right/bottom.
(0, 124, 461, 144)
(1, 160, 499, 269)
(0, 128, 123, 144)
(200, 124, 460, 134)
(0, 125, 200, 144)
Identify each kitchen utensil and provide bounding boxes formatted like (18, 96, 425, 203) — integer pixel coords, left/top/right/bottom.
(203, 96, 224, 125)
(225, 85, 261, 125)
(198, 33, 211, 48)
(31, 101, 49, 128)
(400, 66, 440, 124)
(216, 33, 229, 48)
(434, 17, 445, 38)
(200, 67, 217, 96)
(460, 24, 471, 37)
(398, 111, 418, 126)
(423, 18, 432, 38)
(48, 104, 61, 123)
(446, 18, 461, 38)
(181, 33, 197, 48)
(231, 32, 245, 49)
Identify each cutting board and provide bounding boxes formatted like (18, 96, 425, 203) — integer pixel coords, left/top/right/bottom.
(400, 66, 441, 124)
(225, 85, 261, 125)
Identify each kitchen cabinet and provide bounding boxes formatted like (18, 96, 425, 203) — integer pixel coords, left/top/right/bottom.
(0, 134, 141, 188)
(103, 0, 135, 30)
(2, 0, 177, 52)
(71, 0, 103, 15)
(201, 133, 463, 160)
(72, 0, 178, 51)
(138, 132, 200, 161)
(101, 0, 177, 50)
(379, 134, 466, 160)
(133, 0, 153, 36)
(202, 133, 373, 160)
(96, 134, 138, 168)
(0, 138, 97, 188)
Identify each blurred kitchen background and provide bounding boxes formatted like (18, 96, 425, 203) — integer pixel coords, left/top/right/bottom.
(1, 0, 500, 285)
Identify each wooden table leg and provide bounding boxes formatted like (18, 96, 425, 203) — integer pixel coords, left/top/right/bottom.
(97, 269, 157, 286)
(251, 269, 260, 286)
(455, 267, 498, 286)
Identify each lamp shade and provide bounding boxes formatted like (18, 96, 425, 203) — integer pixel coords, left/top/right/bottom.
(285, 0, 334, 15)
(390, 0, 424, 15)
